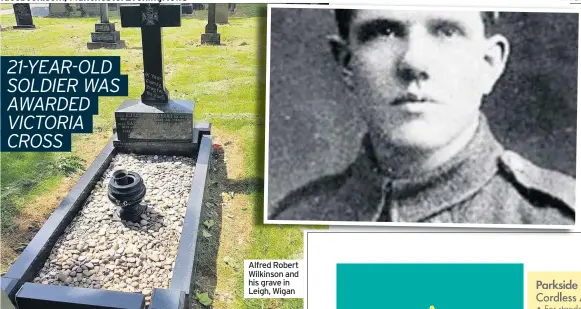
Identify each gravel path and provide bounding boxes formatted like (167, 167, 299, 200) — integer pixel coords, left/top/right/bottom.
(33, 153, 196, 305)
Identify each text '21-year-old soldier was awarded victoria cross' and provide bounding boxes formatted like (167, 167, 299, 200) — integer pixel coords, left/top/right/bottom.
(270, 9, 576, 225)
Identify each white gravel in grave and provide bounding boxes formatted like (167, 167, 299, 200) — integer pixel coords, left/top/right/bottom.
(33, 153, 196, 304)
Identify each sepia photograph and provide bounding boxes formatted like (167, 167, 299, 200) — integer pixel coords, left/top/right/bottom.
(265, 5, 578, 228)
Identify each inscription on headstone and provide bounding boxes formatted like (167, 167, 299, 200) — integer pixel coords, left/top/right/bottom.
(95, 23, 115, 32)
(91, 32, 121, 43)
(13, 4, 35, 29)
(48, 3, 69, 16)
(144, 73, 168, 102)
(115, 112, 192, 141)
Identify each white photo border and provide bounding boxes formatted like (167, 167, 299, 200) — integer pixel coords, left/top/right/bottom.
(264, 3, 580, 230)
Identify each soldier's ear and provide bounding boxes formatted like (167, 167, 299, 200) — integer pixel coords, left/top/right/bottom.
(328, 34, 354, 90)
(482, 34, 510, 95)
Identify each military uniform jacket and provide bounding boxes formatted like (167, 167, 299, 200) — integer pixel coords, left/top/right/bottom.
(270, 116, 576, 225)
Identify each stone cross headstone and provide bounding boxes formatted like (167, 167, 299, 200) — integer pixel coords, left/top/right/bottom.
(201, 4, 220, 45)
(87, 4, 125, 49)
(114, 4, 200, 155)
(215, 4, 229, 24)
(13, 4, 35, 29)
(100, 3, 109, 23)
(120, 4, 182, 103)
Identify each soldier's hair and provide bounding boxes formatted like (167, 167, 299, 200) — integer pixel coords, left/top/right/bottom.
(334, 10, 500, 40)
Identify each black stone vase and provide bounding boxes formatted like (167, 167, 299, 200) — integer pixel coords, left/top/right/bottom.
(107, 169, 147, 222)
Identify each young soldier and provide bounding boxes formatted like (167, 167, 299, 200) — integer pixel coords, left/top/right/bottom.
(269, 9, 575, 225)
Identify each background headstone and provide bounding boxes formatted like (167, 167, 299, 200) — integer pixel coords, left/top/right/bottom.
(201, 4, 220, 45)
(48, 3, 69, 16)
(182, 4, 193, 15)
(215, 4, 229, 24)
(87, 4, 125, 49)
(13, 4, 35, 29)
(267, 8, 579, 207)
(192, 4, 205, 10)
(79, 3, 100, 17)
(48, 3, 82, 17)
(30, 4, 49, 17)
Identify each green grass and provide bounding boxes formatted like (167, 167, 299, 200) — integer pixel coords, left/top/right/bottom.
(0, 3, 13, 10)
(0, 5, 316, 308)
(1, 153, 84, 231)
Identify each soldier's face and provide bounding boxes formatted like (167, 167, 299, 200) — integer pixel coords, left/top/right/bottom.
(335, 10, 509, 150)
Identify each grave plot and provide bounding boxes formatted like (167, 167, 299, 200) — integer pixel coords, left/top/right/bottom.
(12, 4, 36, 29)
(1, 4, 212, 309)
(32, 154, 196, 305)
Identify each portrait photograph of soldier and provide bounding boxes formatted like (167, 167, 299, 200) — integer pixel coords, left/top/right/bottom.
(266, 5, 577, 227)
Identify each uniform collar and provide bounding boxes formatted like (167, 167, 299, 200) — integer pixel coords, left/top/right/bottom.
(345, 114, 505, 222)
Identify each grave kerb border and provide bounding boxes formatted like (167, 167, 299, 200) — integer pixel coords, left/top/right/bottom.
(1, 132, 213, 309)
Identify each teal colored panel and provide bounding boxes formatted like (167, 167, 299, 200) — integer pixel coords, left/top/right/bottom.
(336, 263, 524, 309)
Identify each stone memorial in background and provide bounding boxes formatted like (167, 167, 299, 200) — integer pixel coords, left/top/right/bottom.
(215, 3, 229, 24)
(13, 4, 35, 29)
(48, 3, 68, 16)
(192, 4, 205, 10)
(181, 4, 193, 15)
(116, 3, 208, 155)
(48, 3, 78, 17)
(30, 5, 50, 18)
(201, 4, 220, 45)
(87, 4, 125, 49)
(80, 3, 100, 16)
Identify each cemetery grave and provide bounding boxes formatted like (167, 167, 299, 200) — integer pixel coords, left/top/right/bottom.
(1, 4, 213, 309)
(0, 4, 300, 309)
(182, 4, 194, 15)
(12, 4, 35, 29)
(87, 4, 125, 49)
(215, 4, 229, 24)
(201, 4, 220, 45)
